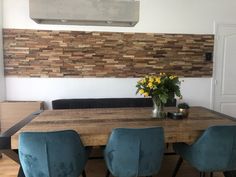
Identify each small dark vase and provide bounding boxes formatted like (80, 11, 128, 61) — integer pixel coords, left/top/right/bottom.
(178, 108, 189, 118)
(177, 103, 190, 118)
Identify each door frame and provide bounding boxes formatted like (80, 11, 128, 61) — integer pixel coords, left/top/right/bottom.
(212, 22, 236, 111)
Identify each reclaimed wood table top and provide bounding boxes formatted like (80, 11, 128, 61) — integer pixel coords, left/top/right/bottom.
(11, 106, 236, 148)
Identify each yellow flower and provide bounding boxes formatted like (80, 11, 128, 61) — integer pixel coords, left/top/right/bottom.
(148, 82, 153, 88)
(155, 77, 161, 84)
(138, 79, 146, 84)
(149, 77, 154, 83)
(143, 92, 149, 97)
(138, 89, 145, 94)
(169, 75, 177, 80)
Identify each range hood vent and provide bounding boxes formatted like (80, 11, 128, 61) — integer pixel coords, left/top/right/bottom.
(29, 0, 140, 27)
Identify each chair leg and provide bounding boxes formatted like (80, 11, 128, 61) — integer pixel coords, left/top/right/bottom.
(166, 143, 169, 148)
(105, 169, 110, 177)
(223, 171, 236, 177)
(17, 166, 25, 177)
(82, 170, 86, 177)
(210, 172, 213, 177)
(200, 172, 205, 177)
(172, 157, 183, 177)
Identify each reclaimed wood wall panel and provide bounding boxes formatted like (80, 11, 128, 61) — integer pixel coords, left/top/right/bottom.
(3, 29, 214, 77)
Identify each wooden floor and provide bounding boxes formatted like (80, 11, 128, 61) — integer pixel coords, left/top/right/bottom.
(0, 154, 224, 177)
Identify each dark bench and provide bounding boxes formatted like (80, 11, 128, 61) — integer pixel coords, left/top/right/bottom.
(52, 98, 176, 109)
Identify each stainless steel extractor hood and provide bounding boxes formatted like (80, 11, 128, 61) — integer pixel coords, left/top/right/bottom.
(29, 0, 140, 27)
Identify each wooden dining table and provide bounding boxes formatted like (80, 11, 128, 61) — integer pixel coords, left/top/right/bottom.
(1, 106, 236, 177)
(10, 106, 236, 149)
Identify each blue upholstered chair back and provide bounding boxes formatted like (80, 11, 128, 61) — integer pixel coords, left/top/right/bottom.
(194, 125, 236, 171)
(19, 130, 88, 177)
(104, 127, 165, 177)
(175, 125, 236, 172)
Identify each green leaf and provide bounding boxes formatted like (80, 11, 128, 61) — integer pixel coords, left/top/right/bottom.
(159, 93, 168, 104)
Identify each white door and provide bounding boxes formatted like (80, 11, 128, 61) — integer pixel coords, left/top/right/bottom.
(213, 24, 236, 118)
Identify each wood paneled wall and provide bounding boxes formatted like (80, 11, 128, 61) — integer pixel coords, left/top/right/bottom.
(3, 29, 214, 77)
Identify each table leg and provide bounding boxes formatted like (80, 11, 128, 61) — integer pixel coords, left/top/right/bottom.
(0, 149, 25, 176)
(0, 136, 19, 163)
(1, 149, 20, 163)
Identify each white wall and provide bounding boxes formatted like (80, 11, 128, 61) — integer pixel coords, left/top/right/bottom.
(0, 0, 5, 101)
(4, 0, 236, 108)
(3, 0, 236, 34)
(6, 77, 212, 109)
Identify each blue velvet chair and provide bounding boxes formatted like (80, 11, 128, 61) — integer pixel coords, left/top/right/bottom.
(19, 130, 88, 177)
(104, 127, 165, 177)
(172, 125, 236, 177)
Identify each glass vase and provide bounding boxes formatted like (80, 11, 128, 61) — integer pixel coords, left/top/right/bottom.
(152, 96, 166, 118)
